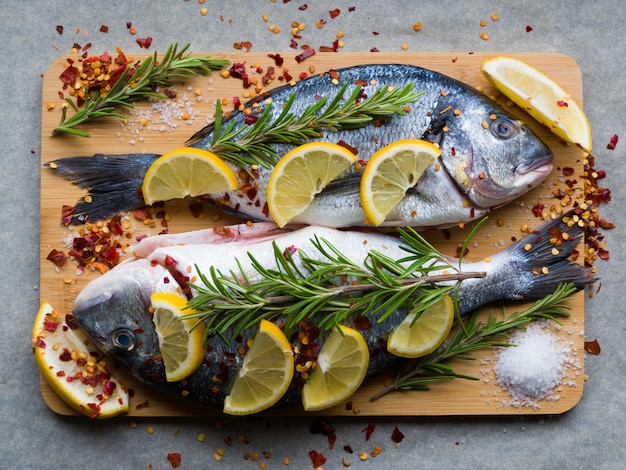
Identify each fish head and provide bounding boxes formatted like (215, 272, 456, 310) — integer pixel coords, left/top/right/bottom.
(437, 105, 554, 209)
(72, 259, 175, 383)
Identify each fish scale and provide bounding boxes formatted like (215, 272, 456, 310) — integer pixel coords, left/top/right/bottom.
(47, 63, 553, 228)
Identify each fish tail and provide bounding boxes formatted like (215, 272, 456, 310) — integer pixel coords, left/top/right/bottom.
(501, 210, 595, 299)
(45, 153, 159, 224)
(458, 211, 595, 314)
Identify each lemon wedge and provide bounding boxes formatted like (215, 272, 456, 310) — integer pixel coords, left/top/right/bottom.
(32, 302, 129, 418)
(267, 142, 357, 227)
(360, 139, 439, 226)
(302, 325, 369, 412)
(151, 292, 206, 382)
(387, 295, 454, 358)
(141, 147, 238, 205)
(480, 56, 592, 152)
(223, 319, 294, 415)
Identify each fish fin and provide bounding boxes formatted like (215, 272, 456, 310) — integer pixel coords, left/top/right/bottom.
(46, 153, 159, 224)
(506, 211, 596, 299)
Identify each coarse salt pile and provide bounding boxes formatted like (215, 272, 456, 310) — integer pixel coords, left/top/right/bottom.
(494, 322, 572, 409)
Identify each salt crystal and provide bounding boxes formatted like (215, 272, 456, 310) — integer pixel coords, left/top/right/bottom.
(494, 322, 571, 408)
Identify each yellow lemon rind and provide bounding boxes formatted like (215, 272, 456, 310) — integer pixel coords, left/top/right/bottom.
(32, 302, 129, 419)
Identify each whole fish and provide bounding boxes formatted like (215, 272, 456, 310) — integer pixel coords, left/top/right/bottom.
(74, 214, 592, 411)
(47, 63, 553, 228)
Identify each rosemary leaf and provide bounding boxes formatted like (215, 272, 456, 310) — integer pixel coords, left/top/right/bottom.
(53, 43, 229, 137)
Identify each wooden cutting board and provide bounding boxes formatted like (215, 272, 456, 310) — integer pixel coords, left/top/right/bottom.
(39, 51, 588, 417)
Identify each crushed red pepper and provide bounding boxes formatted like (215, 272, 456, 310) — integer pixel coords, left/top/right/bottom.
(362, 423, 376, 441)
(166, 452, 182, 468)
(606, 134, 618, 150)
(308, 449, 326, 468)
(584, 339, 601, 355)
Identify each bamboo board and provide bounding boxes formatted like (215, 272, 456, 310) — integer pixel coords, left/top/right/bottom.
(40, 52, 587, 417)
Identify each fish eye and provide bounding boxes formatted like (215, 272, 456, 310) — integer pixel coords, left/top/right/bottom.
(490, 117, 517, 139)
(111, 328, 136, 352)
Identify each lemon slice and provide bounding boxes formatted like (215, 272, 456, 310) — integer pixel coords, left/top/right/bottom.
(267, 142, 357, 227)
(387, 295, 454, 358)
(151, 292, 206, 382)
(32, 302, 129, 418)
(223, 319, 294, 415)
(480, 56, 592, 152)
(360, 139, 439, 226)
(302, 325, 369, 412)
(142, 147, 238, 205)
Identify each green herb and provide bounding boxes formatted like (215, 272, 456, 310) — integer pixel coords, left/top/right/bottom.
(53, 43, 229, 137)
(183, 226, 485, 344)
(198, 83, 424, 170)
(370, 282, 576, 401)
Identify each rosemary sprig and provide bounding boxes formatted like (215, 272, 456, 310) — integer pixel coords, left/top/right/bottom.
(370, 282, 577, 401)
(203, 84, 424, 169)
(53, 43, 230, 137)
(183, 228, 485, 344)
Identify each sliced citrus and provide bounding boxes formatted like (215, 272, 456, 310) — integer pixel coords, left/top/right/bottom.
(142, 147, 238, 205)
(151, 292, 206, 382)
(480, 56, 592, 151)
(360, 139, 439, 226)
(302, 325, 369, 412)
(32, 302, 129, 418)
(223, 319, 294, 415)
(387, 295, 454, 358)
(267, 142, 357, 227)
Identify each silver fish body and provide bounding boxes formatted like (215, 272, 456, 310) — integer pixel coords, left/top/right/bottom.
(74, 215, 592, 411)
(48, 63, 553, 228)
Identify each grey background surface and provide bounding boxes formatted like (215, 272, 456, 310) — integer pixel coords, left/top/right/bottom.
(1, 1, 624, 468)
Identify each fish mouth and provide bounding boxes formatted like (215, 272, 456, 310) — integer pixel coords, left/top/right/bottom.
(514, 153, 554, 187)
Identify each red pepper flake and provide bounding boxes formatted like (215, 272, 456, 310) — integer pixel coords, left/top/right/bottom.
(299, 4, 308, 11)
(336, 140, 358, 155)
(136, 37, 153, 49)
(136, 400, 150, 409)
(597, 248, 610, 260)
(531, 202, 545, 217)
(233, 41, 253, 52)
(33, 338, 46, 349)
(607, 134, 619, 150)
(99, 25, 109, 33)
(58, 66, 79, 86)
(268, 53, 284, 66)
(557, 100, 568, 107)
(349, 6, 356, 12)
(47, 249, 68, 267)
(370, 47, 380, 52)
(126, 22, 132, 29)
(362, 423, 376, 441)
(295, 47, 316, 63)
(391, 426, 405, 444)
(329, 8, 341, 19)
(308, 450, 326, 468)
(562, 166, 575, 176)
(526, 25, 533, 32)
(309, 418, 336, 449)
(56, 25, 64, 35)
(584, 338, 601, 355)
(167, 452, 182, 468)
(372, 31, 380, 35)
(352, 314, 372, 331)
(283, 244, 297, 259)
(344, 445, 354, 454)
(345, 401, 353, 411)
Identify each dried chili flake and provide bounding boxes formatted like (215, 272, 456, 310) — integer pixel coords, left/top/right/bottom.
(372, 31, 380, 36)
(606, 134, 618, 150)
(56, 25, 64, 35)
(562, 166, 575, 176)
(268, 53, 284, 66)
(59, 66, 79, 86)
(136, 37, 153, 49)
(557, 100, 568, 107)
(391, 426, 405, 444)
(126, 22, 132, 29)
(308, 450, 326, 468)
(289, 38, 298, 49)
(295, 48, 316, 63)
(526, 25, 533, 32)
(136, 400, 150, 409)
(282, 69, 293, 82)
(344, 445, 354, 453)
(99, 25, 109, 33)
(370, 47, 380, 52)
(299, 4, 308, 10)
(233, 41, 253, 52)
(329, 8, 341, 19)
(167, 452, 182, 468)
(531, 202, 545, 217)
(362, 423, 376, 441)
(584, 338, 601, 355)
(309, 418, 336, 449)
(47, 249, 68, 267)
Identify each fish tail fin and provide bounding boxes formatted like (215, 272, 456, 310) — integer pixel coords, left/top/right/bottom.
(505, 210, 596, 299)
(45, 153, 160, 224)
